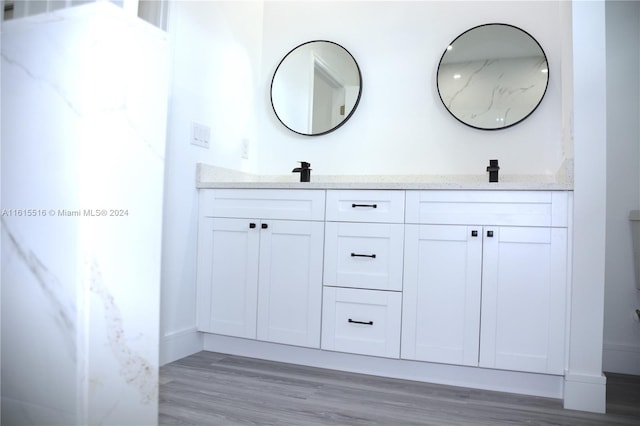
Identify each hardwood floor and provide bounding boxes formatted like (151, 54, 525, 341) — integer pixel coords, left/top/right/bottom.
(159, 351, 640, 425)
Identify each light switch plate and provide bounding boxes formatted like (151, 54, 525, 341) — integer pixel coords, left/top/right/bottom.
(191, 122, 210, 149)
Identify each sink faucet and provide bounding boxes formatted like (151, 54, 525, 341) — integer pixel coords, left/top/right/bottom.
(486, 159, 500, 183)
(292, 161, 311, 182)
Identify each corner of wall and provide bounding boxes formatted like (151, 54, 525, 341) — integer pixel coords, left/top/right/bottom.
(160, 328, 203, 366)
(566, 0, 608, 413)
(603, 344, 640, 375)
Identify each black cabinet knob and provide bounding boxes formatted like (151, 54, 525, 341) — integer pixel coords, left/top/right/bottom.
(487, 230, 494, 238)
(471, 230, 478, 237)
(261, 223, 268, 229)
(249, 223, 256, 229)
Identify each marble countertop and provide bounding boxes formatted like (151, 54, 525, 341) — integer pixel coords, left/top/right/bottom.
(196, 164, 574, 191)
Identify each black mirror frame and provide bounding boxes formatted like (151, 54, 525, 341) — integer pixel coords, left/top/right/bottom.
(270, 40, 363, 136)
(436, 23, 549, 131)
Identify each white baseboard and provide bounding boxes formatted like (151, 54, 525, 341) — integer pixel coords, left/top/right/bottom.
(563, 372, 607, 413)
(603, 343, 640, 375)
(160, 327, 203, 366)
(203, 333, 564, 399)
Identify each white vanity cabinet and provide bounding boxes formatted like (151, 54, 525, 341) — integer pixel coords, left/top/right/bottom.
(196, 189, 325, 348)
(196, 183, 574, 397)
(401, 191, 569, 375)
(321, 190, 405, 358)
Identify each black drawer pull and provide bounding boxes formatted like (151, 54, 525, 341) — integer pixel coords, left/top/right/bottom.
(261, 223, 268, 229)
(487, 230, 494, 238)
(351, 203, 377, 208)
(348, 319, 374, 325)
(351, 252, 376, 259)
(249, 223, 256, 229)
(471, 230, 478, 237)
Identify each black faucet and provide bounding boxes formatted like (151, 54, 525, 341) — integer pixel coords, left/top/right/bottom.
(292, 161, 311, 182)
(486, 159, 500, 183)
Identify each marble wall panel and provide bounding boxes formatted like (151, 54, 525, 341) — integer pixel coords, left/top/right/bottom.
(1, 3, 168, 424)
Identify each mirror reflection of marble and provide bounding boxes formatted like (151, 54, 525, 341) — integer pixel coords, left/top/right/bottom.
(437, 23, 549, 130)
(270, 40, 362, 136)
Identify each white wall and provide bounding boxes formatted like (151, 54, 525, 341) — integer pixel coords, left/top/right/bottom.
(160, 0, 264, 364)
(603, 0, 640, 375)
(257, 1, 570, 176)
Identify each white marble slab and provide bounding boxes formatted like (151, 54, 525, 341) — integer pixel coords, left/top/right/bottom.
(1, 3, 169, 425)
(438, 56, 549, 129)
(196, 163, 574, 191)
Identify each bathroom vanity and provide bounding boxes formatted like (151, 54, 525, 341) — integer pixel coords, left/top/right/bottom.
(195, 165, 573, 398)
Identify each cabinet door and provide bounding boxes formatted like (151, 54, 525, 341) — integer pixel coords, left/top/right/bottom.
(480, 227, 567, 374)
(401, 225, 482, 366)
(257, 220, 324, 348)
(196, 217, 259, 338)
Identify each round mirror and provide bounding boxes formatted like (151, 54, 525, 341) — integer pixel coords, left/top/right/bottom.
(437, 23, 549, 130)
(270, 40, 362, 136)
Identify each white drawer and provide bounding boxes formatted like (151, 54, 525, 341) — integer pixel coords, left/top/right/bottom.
(405, 190, 569, 227)
(200, 189, 325, 221)
(324, 222, 404, 291)
(326, 190, 405, 223)
(321, 287, 401, 358)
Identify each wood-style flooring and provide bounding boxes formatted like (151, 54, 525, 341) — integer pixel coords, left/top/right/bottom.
(159, 351, 640, 425)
